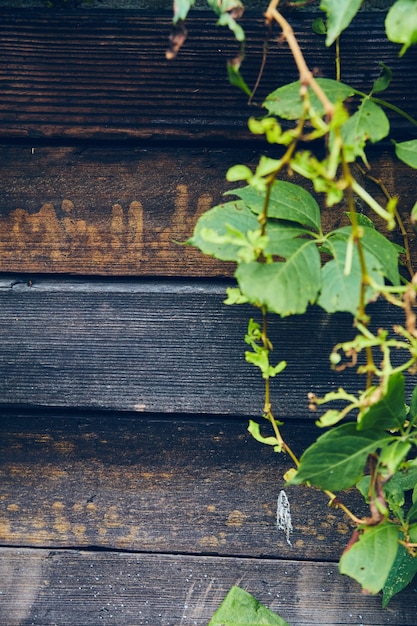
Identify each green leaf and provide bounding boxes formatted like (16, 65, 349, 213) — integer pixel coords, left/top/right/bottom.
(235, 239, 321, 317)
(226, 164, 253, 182)
(206, 0, 245, 42)
(247, 421, 279, 447)
(379, 440, 411, 477)
(227, 181, 321, 231)
(406, 501, 417, 522)
(347, 212, 375, 229)
(312, 17, 327, 35)
(264, 223, 312, 256)
(264, 78, 354, 120)
(318, 238, 384, 315)
(227, 62, 252, 96)
(383, 543, 417, 606)
(188, 201, 259, 261)
(385, 0, 417, 56)
(331, 225, 400, 285)
(288, 423, 393, 491)
(372, 62, 393, 94)
(358, 373, 407, 431)
(320, 0, 363, 46)
(172, 0, 195, 23)
(341, 99, 390, 163)
(410, 384, 417, 423)
(208, 586, 290, 626)
(412, 200, 417, 224)
(394, 139, 417, 169)
(339, 523, 399, 594)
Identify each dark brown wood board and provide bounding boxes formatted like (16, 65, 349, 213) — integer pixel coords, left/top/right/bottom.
(1, 277, 414, 416)
(0, 548, 416, 625)
(0, 144, 415, 276)
(0, 413, 369, 559)
(0, 9, 416, 141)
(1, 6, 417, 624)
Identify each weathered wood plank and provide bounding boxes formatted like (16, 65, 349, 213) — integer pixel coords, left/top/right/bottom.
(0, 9, 416, 141)
(0, 547, 416, 625)
(0, 144, 415, 275)
(0, 413, 368, 559)
(1, 278, 413, 415)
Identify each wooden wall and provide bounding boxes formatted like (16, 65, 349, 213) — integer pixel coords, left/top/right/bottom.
(0, 6, 417, 624)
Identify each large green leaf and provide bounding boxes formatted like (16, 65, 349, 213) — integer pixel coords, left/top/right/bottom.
(188, 200, 259, 261)
(385, 0, 417, 56)
(358, 372, 407, 431)
(331, 225, 400, 286)
(227, 181, 321, 231)
(383, 543, 417, 606)
(288, 423, 393, 491)
(318, 238, 384, 315)
(394, 139, 417, 169)
(320, 0, 363, 46)
(235, 239, 321, 317)
(341, 99, 390, 162)
(340, 523, 399, 594)
(264, 78, 354, 120)
(208, 586, 290, 626)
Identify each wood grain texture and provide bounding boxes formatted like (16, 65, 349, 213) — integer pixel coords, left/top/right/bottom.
(0, 9, 416, 141)
(0, 144, 415, 276)
(1, 277, 413, 415)
(0, 413, 367, 559)
(0, 547, 416, 625)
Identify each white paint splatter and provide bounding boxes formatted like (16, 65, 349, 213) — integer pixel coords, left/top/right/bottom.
(277, 490, 293, 546)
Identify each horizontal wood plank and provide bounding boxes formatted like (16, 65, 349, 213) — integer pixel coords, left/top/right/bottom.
(1, 278, 414, 415)
(0, 413, 368, 559)
(0, 144, 415, 275)
(0, 547, 416, 625)
(0, 9, 416, 141)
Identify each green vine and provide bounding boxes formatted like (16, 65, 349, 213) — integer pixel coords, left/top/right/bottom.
(171, 0, 417, 618)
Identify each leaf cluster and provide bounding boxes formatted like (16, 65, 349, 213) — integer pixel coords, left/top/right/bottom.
(173, 0, 417, 612)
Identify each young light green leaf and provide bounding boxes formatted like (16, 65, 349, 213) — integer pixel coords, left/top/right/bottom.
(188, 201, 259, 261)
(341, 99, 390, 163)
(320, 0, 363, 46)
(227, 180, 321, 231)
(208, 586, 290, 626)
(288, 423, 393, 491)
(340, 523, 399, 594)
(394, 139, 417, 169)
(385, 0, 417, 56)
(224, 287, 249, 305)
(226, 164, 253, 182)
(318, 239, 383, 315)
(172, 0, 195, 23)
(383, 543, 417, 606)
(245, 348, 287, 379)
(264, 78, 354, 120)
(247, 420, 279, 447)
(235, 239, 321, 317)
